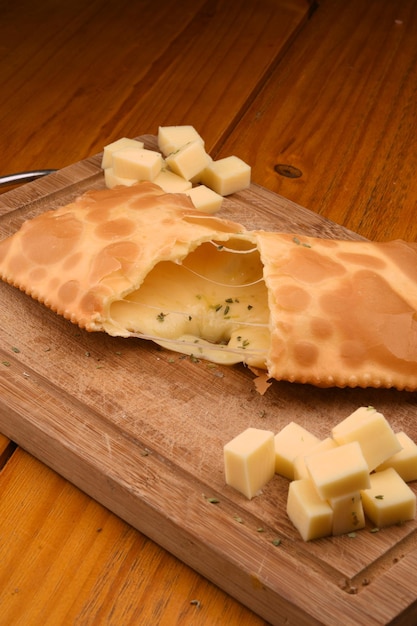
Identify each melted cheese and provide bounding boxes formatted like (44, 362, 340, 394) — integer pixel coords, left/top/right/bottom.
(107, 239, 270, 366)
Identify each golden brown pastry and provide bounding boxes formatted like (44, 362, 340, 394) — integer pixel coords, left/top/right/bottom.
(257, 231, 417, 389)
(1, 181, 417, 390)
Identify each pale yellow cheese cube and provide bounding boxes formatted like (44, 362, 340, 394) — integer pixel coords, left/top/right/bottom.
(185, 185, 223, 214)
(332, 406, 401, 471)
(224, 428, 275, 499)
(165, 140, 211, 181)
(376, 431, 417, 482)
(104, 168, 138, 189)
(306, 441, 370, 500)
(361, 467, 416, 528)
(293, 437, 338, 480)
(329, 492, 365, 536)
(287, 479, 333, 541)
(201, 155, 251, 196)
(112, 147, 163, 181)
(158, 125, 204, 156)
(101, 137, 144, 169)
(189, 154, 213, 184)
(274, 422, 320, 480)
(153, 169, 192, 193)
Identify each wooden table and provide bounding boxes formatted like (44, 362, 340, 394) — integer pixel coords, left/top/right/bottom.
(1, 1, 417, 624)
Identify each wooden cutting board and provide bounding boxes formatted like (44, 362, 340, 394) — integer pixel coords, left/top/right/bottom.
(1, 136, 416, 625)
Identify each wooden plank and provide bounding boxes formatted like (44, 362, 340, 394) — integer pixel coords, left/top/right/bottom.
(0, 0, 312, 175)
(217, 0, 417, 242)
(1, 139, 417, 624)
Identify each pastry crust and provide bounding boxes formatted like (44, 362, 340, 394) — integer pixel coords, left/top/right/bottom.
(256, 232, 417, 389)
(1, 181, 417, 390)
(0, 183, 245, 333)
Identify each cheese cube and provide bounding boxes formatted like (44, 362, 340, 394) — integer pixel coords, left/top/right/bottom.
(293, 437, 338, 480)
(158, 125, 204, 156)
(361, 467, 416, 528)
(101, 137, 144, 169)
(112, 147, 163, 181)
(153, 169, 192, 193)
(287, 479, 333, 541)
(274, 422, 320, 480)
(104, 168, 138, 189)
(329, 492, 365, 536)
(306, 441, 370, 500)
(224, 428, 275, 499)
(165, 140, 211, 181)
(189, 154, 213, 184)
(185, 185, 223, 214)
(375, 431, 417, 482)
(332, 407, 401, 471)
(201, 156, 251, 196)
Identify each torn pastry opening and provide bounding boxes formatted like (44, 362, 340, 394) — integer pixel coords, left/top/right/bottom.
(106, 237, 270, 366)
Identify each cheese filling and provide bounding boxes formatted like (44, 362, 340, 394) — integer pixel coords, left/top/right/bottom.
(108, 239, 270, 366)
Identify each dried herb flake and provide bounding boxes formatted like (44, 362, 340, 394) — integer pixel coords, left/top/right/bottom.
(190, 599, 201, 608)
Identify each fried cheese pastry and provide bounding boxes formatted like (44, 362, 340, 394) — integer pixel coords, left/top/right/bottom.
(1, 181, 416, 390)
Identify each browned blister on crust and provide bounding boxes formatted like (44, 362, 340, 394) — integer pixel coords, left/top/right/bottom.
(1, 181, 417, 390)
